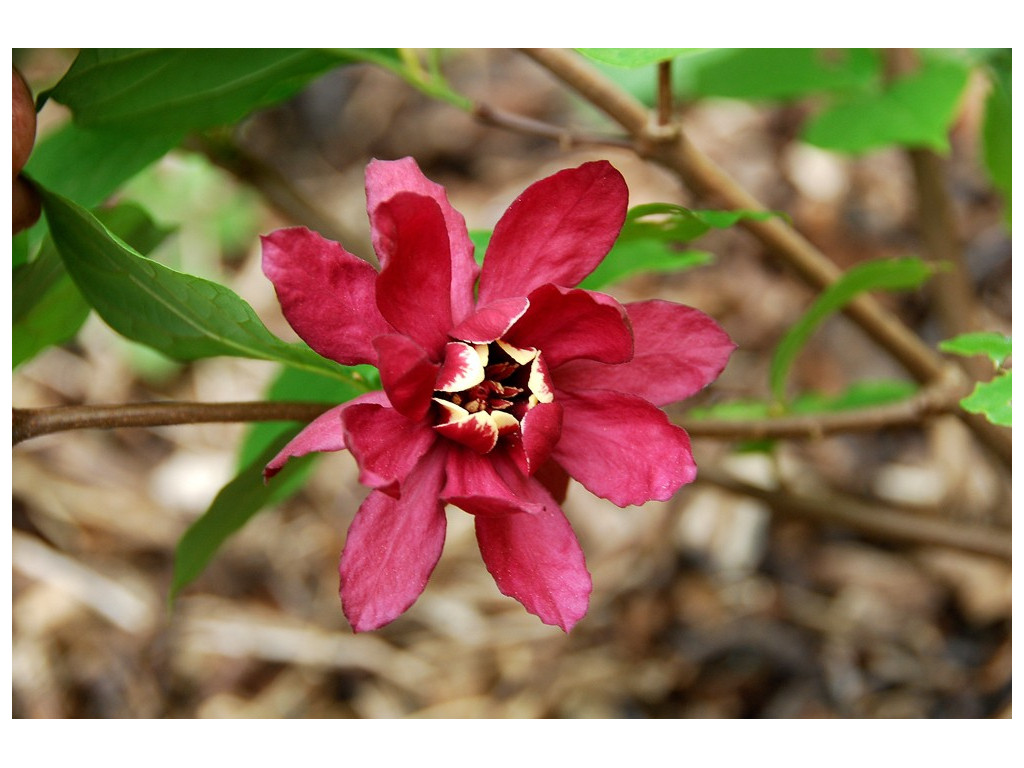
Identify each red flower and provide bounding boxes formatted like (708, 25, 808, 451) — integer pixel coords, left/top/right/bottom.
(261, 158, 735, 632)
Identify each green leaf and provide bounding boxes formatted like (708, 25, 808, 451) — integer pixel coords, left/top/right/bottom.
(803, 52, 971, 153)
(38, 186, 352, 382)
(680, 48, 881, 100)
(25, 121, 184, 208)
(12, 275, 90, 368)
(771, 258, 935, 403)
(170, 427, 314, 600)
(469, 229, 490, 266)
(13, 230, 30, 269)
(939, 332, 1012, 366)
(960, 371, 1011, 427)
(48, 49, 353, 132)
(793, 379, 918, 413)
(577, 48, 701, 68)
(688, 379, 918, 422)
(238, 363, 374, 467)
(579, 205, 779, 290)
(13, 202, 174, 368)
(980, 51, 1011, 219)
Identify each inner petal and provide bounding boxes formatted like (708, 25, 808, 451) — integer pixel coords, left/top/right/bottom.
(431, 337, 561, 456)
(436, 342, 487, 393)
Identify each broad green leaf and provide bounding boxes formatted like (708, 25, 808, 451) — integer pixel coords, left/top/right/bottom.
(771, 258, 935, 403)
(577, 48, 700, 68)
(25, 121, 184, 208)
(680, 48, 881, 100)
(803, 52, 971, 153)
(960, 371, 1011, 427)
(12, 275, 90, 368)
(39, 186, 352, 382)
(49, 49, 356, 132)
(13, 231, 30, 269)
(980, 51, 1011, 219)
(13, 202, 174, 368)
(170, 427, 314, 600)
(939, 332, 1011, 366)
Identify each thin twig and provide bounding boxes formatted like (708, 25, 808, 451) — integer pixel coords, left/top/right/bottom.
(12, 373, 966, 447)
(698, 467, 1011, 561)
(12, 402, 332, 445)
(185, 134, 376, 266)
(519, 48, 1011, 467)
(471, 102, 633, 150)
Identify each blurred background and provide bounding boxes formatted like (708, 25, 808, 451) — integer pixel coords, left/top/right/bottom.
(11, 49, 1012, 718)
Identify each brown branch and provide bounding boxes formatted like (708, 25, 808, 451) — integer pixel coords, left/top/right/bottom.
(698, 467, 1011, 561)
(12, 370, 966, 447)
(887, 49, 982, 344)
(519, 47, 1011, 467)
(680, 374, 966, 440)
(656, 60, 673, 126)
(12, 401, 332, 446)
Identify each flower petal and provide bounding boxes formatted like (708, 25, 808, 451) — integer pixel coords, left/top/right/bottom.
(339, 444, 449, 632)
(342, 403, 438, 495)
(263, 391, 390, 480)
(374, 192, 454, 356)
(261, 228, 391, 366)
(518, 401, 563, 475)
(442, 449, 553, 517)
(435, 410, 500, 454)
(477, 161, 628, 303)
(534, 460, 570, 505)
(374, 334, 440, 421)
(505, 284, 634, 368)
(366, 157, 478, 323)
(475, 502, 592, 632)
(449, 297, 530, 344)
(435, 342, 486, 393)
(555, 300, 736, 406)
(552, 390, 696, 507)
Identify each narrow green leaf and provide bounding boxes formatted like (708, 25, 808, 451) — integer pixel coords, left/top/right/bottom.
(238, 363, 374, 469)
(792, 379, 918, 413)
(170, 428, 314, 600)
(939, 331, 1012, 366)
(960, 371, 1011, 427)
(49, 49, 354, 132)
(688, 379, 918, 422)
(579, 246, 712, 290)
(577, 49, 700, 68)
(579, 205, 779, 290)
(13, 202, 174, 368)
(771, 258, 934, 403)
(38, 186, 352, 382)
(803, 52, 971, 153)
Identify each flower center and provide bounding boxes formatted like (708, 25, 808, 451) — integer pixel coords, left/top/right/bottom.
(431, 339, 552, 454)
